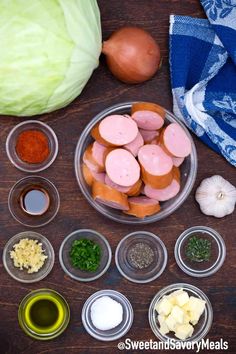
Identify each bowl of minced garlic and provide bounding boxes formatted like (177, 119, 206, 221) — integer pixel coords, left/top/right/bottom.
(3, 231, 55, 283)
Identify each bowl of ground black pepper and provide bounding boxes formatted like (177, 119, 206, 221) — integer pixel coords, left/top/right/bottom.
(6, 120, 58, 173)
(115, 231, 168, 283)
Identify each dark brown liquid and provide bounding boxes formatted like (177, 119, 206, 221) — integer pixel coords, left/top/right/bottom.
(29, 299, 59, 328)
(20, 187, 50, 215)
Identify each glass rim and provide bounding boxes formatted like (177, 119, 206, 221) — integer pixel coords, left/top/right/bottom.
(115, 231, 168, 283)
(6, 120, 59, 173)
(148, 283, 213, 342)
(18, 288, 70, 340)
(74, 101, 198, 224)
(8, 175, 60, 228)
(81, 289, 134, 341)
(174, 226, 226, 277)
(2, 231, 55, 283)
(59, 229, 112, 282)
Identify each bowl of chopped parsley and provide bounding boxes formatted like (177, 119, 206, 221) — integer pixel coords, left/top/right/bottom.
(59, 229, 112, 282)
(174, 226, 226, 277)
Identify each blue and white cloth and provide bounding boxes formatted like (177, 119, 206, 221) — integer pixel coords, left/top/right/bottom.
(169, 0, 236, 166)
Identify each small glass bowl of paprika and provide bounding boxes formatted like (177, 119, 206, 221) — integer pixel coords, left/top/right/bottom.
(6, 120, 58, 173)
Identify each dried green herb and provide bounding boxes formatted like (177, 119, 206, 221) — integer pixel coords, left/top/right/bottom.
(185, 235, 211, 262)
(69, 239, 101, 272)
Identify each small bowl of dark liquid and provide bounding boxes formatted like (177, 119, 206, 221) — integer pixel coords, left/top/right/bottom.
(20, 187, 50, 216)
(18, 289, 70, 340)
(8, 176, 60, 227)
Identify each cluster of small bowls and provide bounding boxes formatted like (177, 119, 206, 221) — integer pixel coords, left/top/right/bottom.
(6, 120, 60, 228)
(3, 226, 226, 341)
(2, 103, 225, 342)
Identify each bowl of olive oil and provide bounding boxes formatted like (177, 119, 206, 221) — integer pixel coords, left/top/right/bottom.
(18, 289, 70, 340)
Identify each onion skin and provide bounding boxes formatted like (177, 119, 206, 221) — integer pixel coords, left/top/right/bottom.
(102, 26, 161, 84)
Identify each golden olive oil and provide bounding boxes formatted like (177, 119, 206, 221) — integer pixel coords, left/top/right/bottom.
(18, 289, 70, 340)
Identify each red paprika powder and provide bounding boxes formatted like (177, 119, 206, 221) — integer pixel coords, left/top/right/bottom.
(16, 130, 50, 164)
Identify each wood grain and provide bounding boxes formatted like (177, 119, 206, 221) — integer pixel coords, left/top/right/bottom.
(0, 1, 235, 353)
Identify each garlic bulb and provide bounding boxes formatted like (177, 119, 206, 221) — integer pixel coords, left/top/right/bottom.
(195, 175, 236, 218)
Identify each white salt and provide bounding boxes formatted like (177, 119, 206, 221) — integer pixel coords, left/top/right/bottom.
(91, 295, 123, 330)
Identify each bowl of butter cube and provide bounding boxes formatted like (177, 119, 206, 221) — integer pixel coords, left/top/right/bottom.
(149, 283, 213, 342)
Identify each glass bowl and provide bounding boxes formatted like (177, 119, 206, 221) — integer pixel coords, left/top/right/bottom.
(74, 102, 197, 224)
(115, 231, 168, 283)
(18, 289, 70, 340)
(8, 176, 60, 227)
(3, 231, 55, 283)
(6, 120, 58, 173)
(59, 229, 112, 282)
(82, 289, 133, 341)
(149, 283, 213, 342)
(174, 226, 226, 277)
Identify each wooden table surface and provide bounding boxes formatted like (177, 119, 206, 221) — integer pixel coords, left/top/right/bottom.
(0, 1, 235, 353)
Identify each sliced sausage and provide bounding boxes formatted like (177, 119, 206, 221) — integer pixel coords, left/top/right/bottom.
(173, 156, 185, 167)
(91, 123, 111, 146)
(105, 174, 131, 193)
(82, 163, 94, 186)
(132, 110, 164, 130)
(124, 131, 144, 156)
(92, 181, 129, 211)
(83, 145, 102, 173)
(139, 129, 159, 144)
(144, 179, 180, 201)
(82, 163, 105, 186)
(92, 114, 139, 146)
(160, 123, 192, 157)
(105, 175, 142, 197)
(172, 166, 180, 183)
(131, 102, 165, 119)
(124, 196, 160, 218)
(91, 141, 112, 170)
(126, 179, 143, 197)
(105, 149, 140, 187)
(138, 145, 173, 189)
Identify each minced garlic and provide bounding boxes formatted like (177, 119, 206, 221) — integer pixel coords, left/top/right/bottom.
(10, 238, 47, 273)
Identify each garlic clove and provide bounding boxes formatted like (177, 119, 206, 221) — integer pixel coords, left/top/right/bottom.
(195, 175, 236, 218)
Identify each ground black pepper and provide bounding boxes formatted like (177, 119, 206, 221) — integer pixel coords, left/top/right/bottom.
(128, 242, 154, 269)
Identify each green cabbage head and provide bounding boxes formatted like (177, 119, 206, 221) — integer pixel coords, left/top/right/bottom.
(0, 0, 101, 116)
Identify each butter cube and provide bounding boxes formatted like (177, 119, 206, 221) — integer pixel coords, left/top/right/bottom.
(175, 323, 194, 341)
(170, 305, 185, 324)
(188, 297, 206, 325)
(165, 315, 177, 332)
(182, 302, 190, 312)
(188, 296, 206, 313)
(175, 291, 190, 307)
(183, 313, 191, 324)
(166, 289, 183, 305)
(158, 315, 169, 335)
(155, 297, 173, 316)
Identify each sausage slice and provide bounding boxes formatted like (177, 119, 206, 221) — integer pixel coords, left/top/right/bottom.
(138, 145, 173, 189)
(92, 114, 139, 146)
(132, 110, 164, 130)
(124, 131, 144, 156)
(92, 181, 129, 211)
(144, 179, 180, 201)
(131, 102, 165, 119)
(160, 123, 192, 157)
(105, 149, 140, 187)
(124, 196, 160, 218)
(139, 129, 159, 144)
(82, 163, 106, 186)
